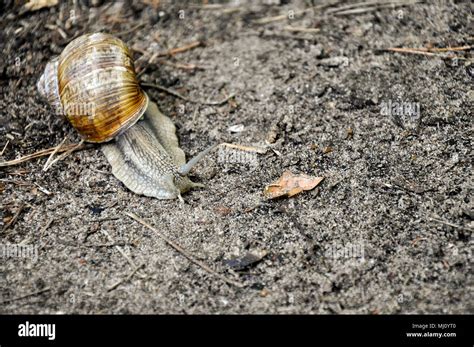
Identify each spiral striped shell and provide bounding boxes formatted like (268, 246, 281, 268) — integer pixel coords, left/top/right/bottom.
(37, 33, 148, 143)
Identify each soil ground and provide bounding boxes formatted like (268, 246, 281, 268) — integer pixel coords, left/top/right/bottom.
(0, 0, 472, 314)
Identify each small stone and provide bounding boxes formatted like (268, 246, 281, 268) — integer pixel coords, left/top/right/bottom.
(228, 124, 245, 133)
(319, 56, 349, 68)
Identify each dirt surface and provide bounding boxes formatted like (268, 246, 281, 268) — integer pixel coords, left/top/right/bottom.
(0, 0, 472, 314)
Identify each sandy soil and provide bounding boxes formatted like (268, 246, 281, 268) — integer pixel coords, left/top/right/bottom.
(0, 0, 472, 314)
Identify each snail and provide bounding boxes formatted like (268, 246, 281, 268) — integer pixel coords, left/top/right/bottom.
(37, 33, 215, 200)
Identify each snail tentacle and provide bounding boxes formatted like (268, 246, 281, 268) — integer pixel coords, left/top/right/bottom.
(178, 144, 218, 176)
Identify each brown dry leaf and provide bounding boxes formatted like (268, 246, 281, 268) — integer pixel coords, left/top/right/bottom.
(22, 0, 58, 12)
(264, 170, 324, 199)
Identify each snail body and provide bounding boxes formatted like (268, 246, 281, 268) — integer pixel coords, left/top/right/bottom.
(38, 33, 209, 199)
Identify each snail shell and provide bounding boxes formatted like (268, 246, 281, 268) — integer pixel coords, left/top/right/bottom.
(37, 33, 148, 143)
(38, 33, 207, 199)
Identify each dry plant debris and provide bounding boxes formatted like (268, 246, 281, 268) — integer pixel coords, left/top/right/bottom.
(264, 171, 324, 199)
(21, 0, 58, 13)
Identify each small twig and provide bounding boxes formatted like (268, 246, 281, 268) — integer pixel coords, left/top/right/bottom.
(222, 89, 238, 108)
(333, 6, 381, 16)
(3, 203, 25, 232)
(157, 41, 203, 57)
(115, 23, 146, 37)
(386, 47, 438, 56)
(34, 182, 53, 196)
(101, 229, 139, 269)
(141, 82, 236, 106)
(0, 140, 10, 156)
(326, 0, 385, 12)
(328, 0, 422, 16)
(335, 2, 421, 16)
(5, 169, 30, 176)
(135, 64, 149, 79)
(43, 137, 67, 171)
(0, 142, 90, 168)
(384, 47, 468, 59)
(425, 215, 473, 232)
(0, 179, 32, 187)
(45, 24, 67, 39)
(159, 59, 206, 71)
(125, 212, 244, 288)
(283, 26, 320, 33)
(44, 140, 85, 171)
(0, 287, 51, 305)
(107, 263, 145, 292)
(420, 45, 472, 52)
(220, 7, 242, 14)
(39, 218, 54, 236)
(136, 45, 205, 77)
